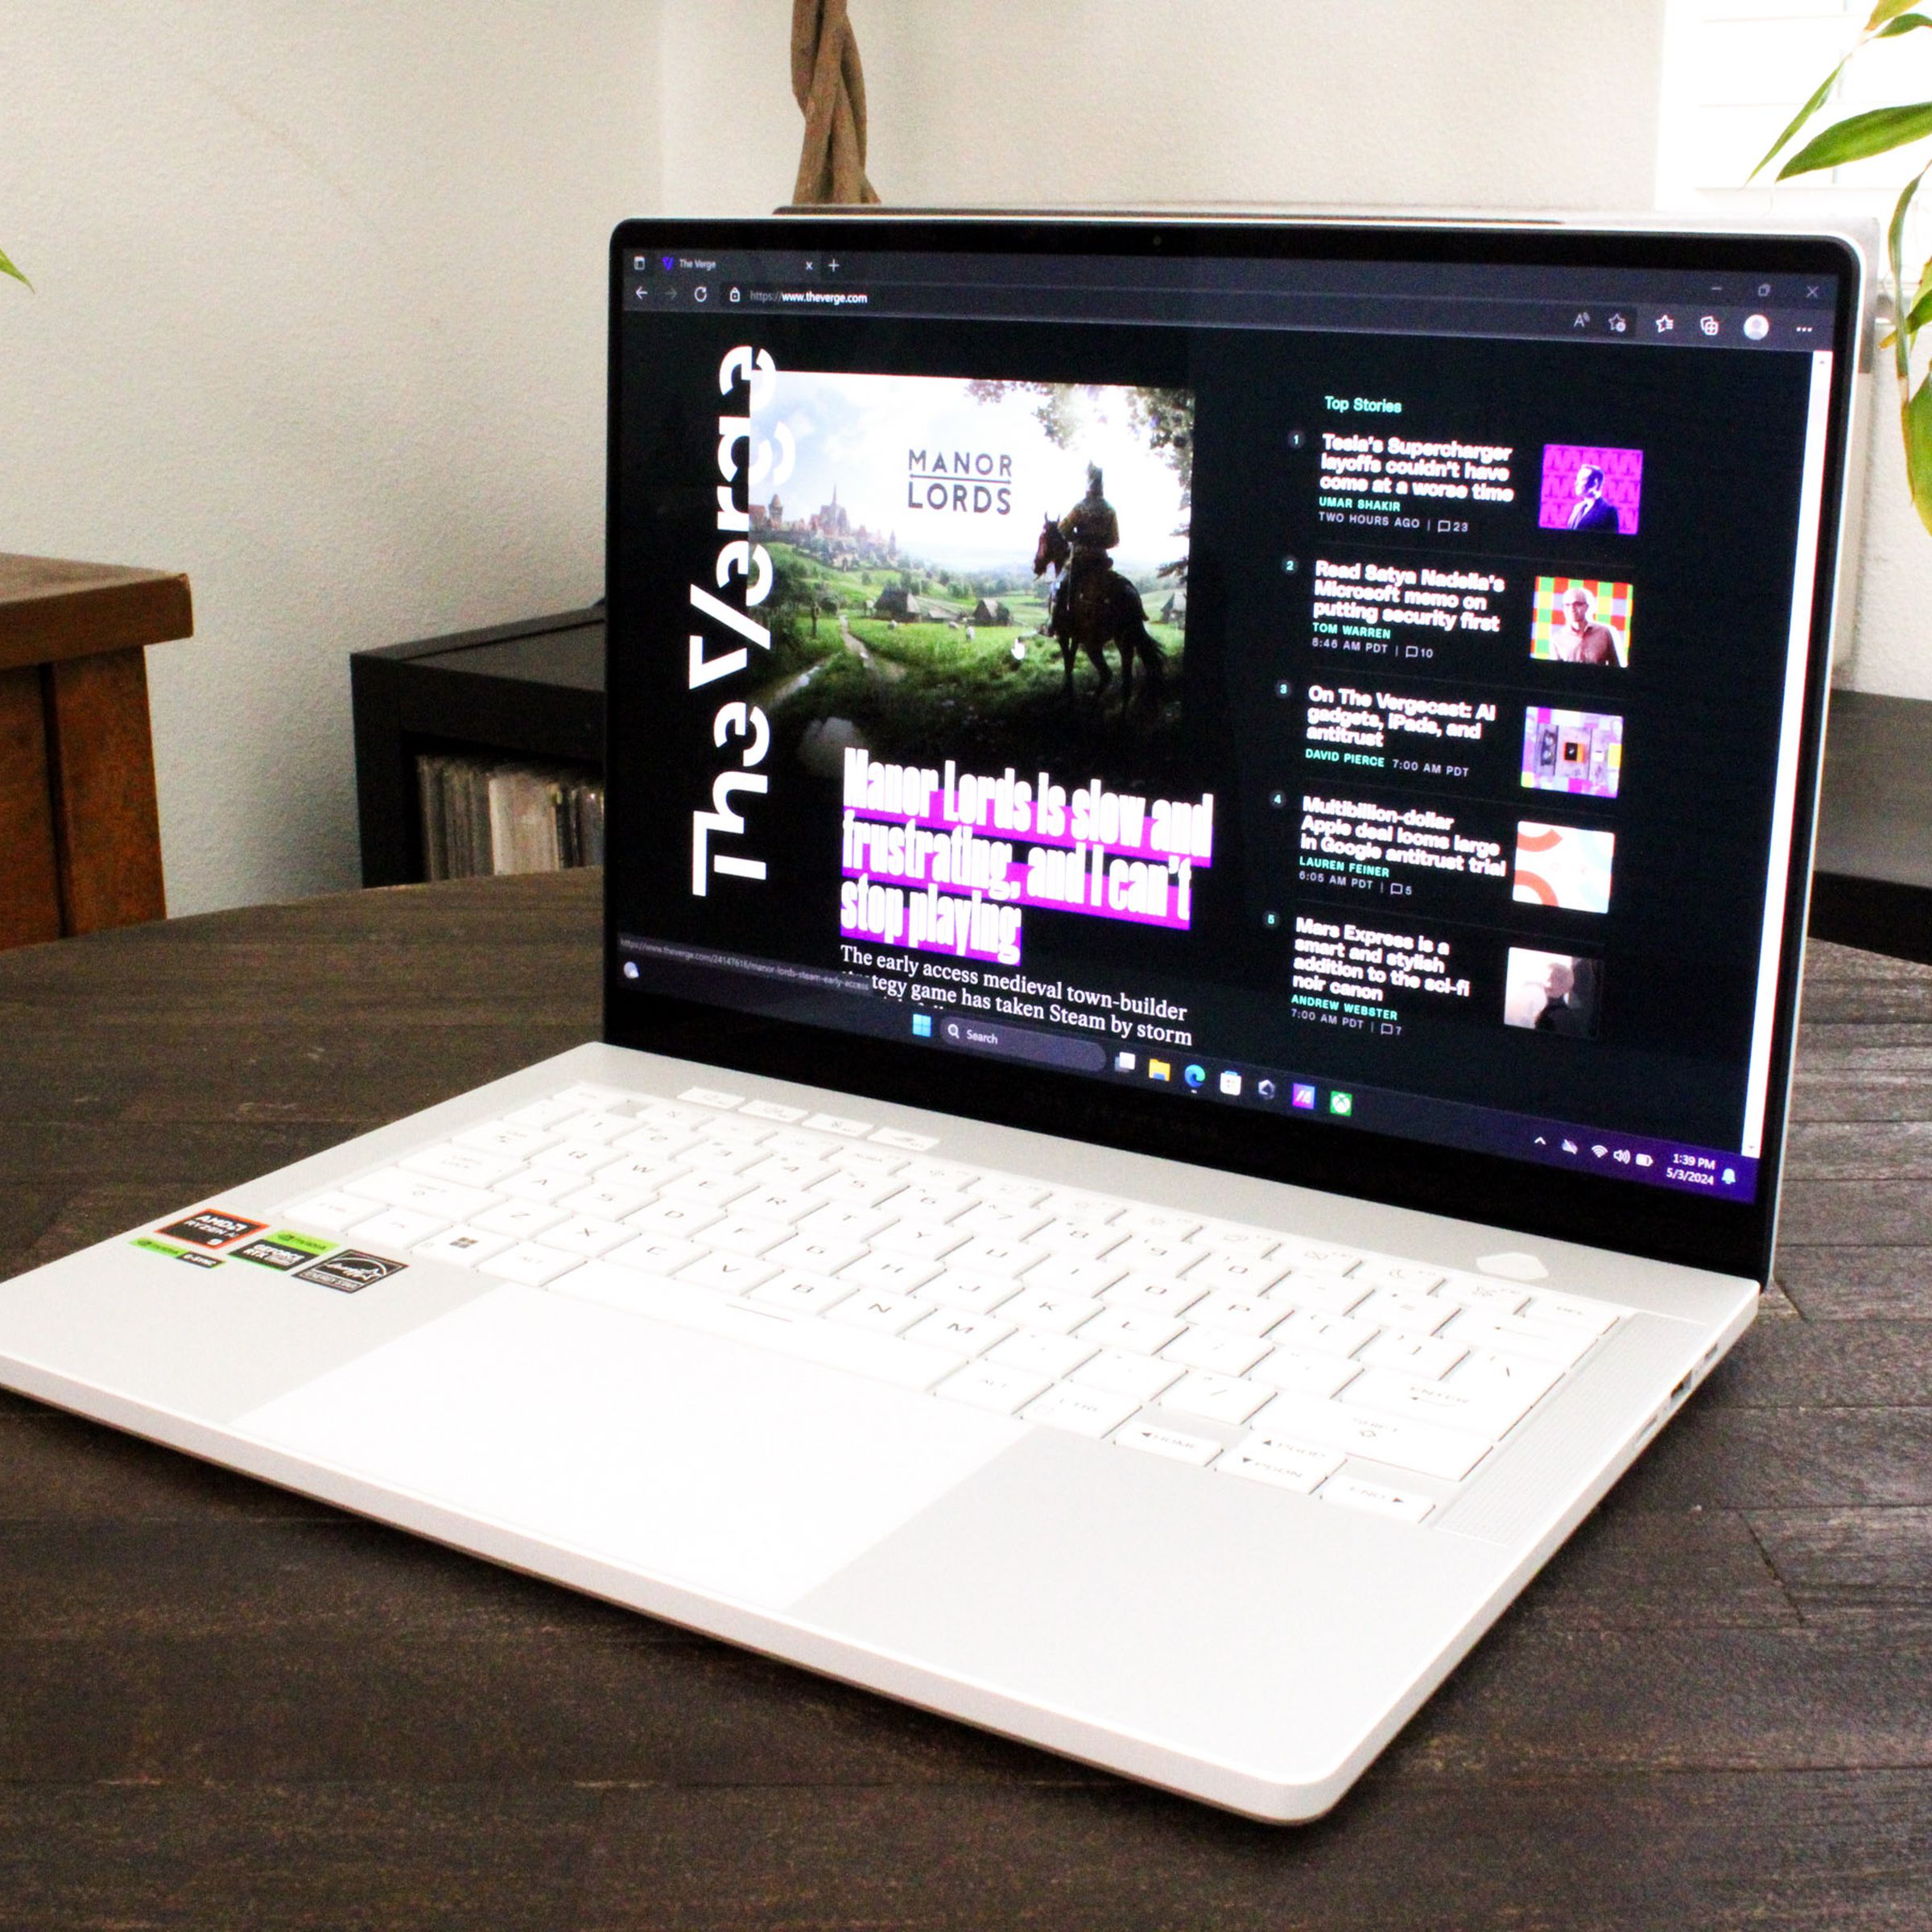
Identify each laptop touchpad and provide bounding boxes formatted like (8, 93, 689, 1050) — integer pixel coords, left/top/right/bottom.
(233, 1284, 1021, 1609)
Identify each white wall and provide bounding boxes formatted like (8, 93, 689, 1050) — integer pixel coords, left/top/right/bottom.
(0, 4, 660, 914)
(662, 0, 1667, 213)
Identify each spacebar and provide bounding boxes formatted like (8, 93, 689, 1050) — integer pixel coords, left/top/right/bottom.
(553, 1262, 962, 1392)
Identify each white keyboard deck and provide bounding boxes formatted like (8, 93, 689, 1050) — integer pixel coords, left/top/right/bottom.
(285, 1080, 1629, 1527)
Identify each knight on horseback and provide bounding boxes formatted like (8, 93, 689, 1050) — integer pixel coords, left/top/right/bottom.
(1051, 464, 1120, 645)
(1034, 463, 1163, 712)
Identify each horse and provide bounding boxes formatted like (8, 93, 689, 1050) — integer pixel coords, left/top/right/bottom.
(1032, 517, 1164, 709)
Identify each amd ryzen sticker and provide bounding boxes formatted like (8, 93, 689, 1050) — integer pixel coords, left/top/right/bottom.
(130, 1236, 223, 1269)
(155, 1210, 266, 1250)
(293, 1249, 406, 1294)
(233, 1231, 336, 1272)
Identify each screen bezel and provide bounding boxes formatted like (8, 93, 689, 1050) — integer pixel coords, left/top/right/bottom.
(603, 214, 1863, 1286)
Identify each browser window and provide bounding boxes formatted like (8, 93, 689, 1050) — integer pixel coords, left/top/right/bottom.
(609, 230, 1847, 1208)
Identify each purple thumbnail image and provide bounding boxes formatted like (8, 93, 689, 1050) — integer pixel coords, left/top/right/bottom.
(1538, 444, 1642, 536)
(1290, 1082, 1318, 1109)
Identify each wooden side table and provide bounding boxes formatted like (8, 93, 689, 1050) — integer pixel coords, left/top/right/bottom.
(0, 553, 192, 950)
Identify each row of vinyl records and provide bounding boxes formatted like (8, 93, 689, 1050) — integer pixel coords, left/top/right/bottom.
(415, 752, 605, 879)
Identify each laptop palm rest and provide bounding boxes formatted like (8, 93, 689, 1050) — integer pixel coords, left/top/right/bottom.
(233, 1286, 1021, 1610)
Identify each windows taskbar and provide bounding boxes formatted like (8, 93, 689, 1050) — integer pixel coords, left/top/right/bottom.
(614, 934, 1761, 1205)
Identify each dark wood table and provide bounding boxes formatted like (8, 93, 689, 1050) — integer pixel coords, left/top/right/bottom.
(2, 872, 1926, 1930)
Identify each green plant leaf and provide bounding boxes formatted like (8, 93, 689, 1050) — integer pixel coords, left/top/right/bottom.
(1872, 0, 1921, 25)
(1752, 56, 1854, 177)
(1780, 99, 1932, 175)
(1902, 369, 1932, 534)
(1891, 174, 1924, 381)
(0, 245, 27, 288)
(1879, 11, 1932, 34)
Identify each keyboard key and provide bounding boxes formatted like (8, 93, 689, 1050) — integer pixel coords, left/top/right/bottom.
(1265, 1272, 1371, 1318)
(1357, 1332, 1466, 1380)
(604, 1232, 705, 1276)
(635, 1100, 712, 1129)
(839, 1249, 943, 1296)
(906, 1308, 1013, 1358)
(1344, 1364, 1550, 1439)
(732, 1184, 825, 1226)
(1433, 1274, 1530, 1315)
(888, 1186, 976, 1224)
(287, 1189, 383, 1232)
(1158, 1369, 1273, 1427)
(808, 1170, 898, 1208)
(985, 1328, 1098, 1381)
(345, 1206, 448, 1249)
(952, 1201, 1050, 1242)
(1070, 1351, 1182, 1403)
(740, 1099, 809, 1124)
(795, 1203, 894, 1245)
(681, 1087, 747, 1111)
(474, 1199, 568, 1240)
(760, 1127, 841, 1161)
(1439, 1348, 1564, 1416)
(1022, 1385, 1140, 1438)
(741, 1154, 835, 1192)
(480, 1241, 581, 1288)
(502, 1097, 588, 1130)
(1250, 1392, 1490, 1482)
(1180, 1250, 1290, 1296)
(626, 1199, 724, 1240)
(869, 1126, 938, 1150)
(1038, 1188, 1121, 1223)
(615, 1125, 700, 1162)
(1031, 1217, 1128, 1261)
(948, 1236, 1049, 1279)
(1076, 1307, 1186, 1356)
(1113, 1204, 1199, 1241)
(561, 1183, 653, 1223)
(1018, 1252, 1127, 1299)
(543, 1216, 634, 1258)
(1191, 1222, 1282, 1261)
(824, 1142, 906, 1177)
(1219, 1434, 1344, 1493)
(1249, 1347, 1359, 1400)
(1100, 1272, 1208, 1318)
(401, 1143, 521, 1187)
(1116, 1419, 1220, 1466)
(1352, 1288, 1452, 1338)
(1267, 1309, 1377, 1359)
(766, 1233, 867, 1276)
(1274, 1241, 1362, 1277)
(675, 1139, 764, 1175)
(826, 1290, 926, 1336)
(1162, 1327, 1270, 1377)
(995, 1286, 1104, 1335)
(549, 1110, 630, 1145)
(748, 1270, 852, 1315)
(1441, 1310, 1593, 1368)
(1186, 1289, 1283, 1339)
(1353, 1259, 1445, 1292)
(413, 1224, 513, 1267)
(676, 1250, 780, 1294)
(899, 1156, 977, 1189)
(1318, 1476, 1433, 1524)
(1522, 1290, 1623, 1334)
(655, 1169, 754, 1209)
(966, 1174, 1049, 1209)
(597, 1154, 689, 1192)
(354, 1168, 495, 1220)
(700, 1117, 775, 1148)
(702, 1213, 793, 1258)
(803, 1112, 872, 1137)
(497, 1168, 584, 1205)
(935, 1360, 1052, 1417)
(1108, 1235, 1197, 1278)
(870, 1218, 969, 1263)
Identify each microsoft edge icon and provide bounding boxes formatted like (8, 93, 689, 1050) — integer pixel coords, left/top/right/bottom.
(1183, 1064, 1206, 1088)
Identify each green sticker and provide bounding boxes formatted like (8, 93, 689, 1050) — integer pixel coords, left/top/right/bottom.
(268, 1229, 335, 1256)
(133, 1236, 184, 1258)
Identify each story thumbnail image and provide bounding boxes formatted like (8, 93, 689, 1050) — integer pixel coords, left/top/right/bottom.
(1538, 444, 1643, 536)
(749, 370, 1193, 793)
(1503, 947, 1602, 1039)
(1530, 576, 1631, 667)
(1521, 706, 1623, 799)
(1512, 821, 1615, 914)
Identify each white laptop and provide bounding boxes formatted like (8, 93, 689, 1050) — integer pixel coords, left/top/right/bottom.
(0, 216, 1862, 1820)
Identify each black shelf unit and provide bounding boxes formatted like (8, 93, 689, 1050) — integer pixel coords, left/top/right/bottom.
(351, 611, 1932, 963)
(351, 609, 605, 887)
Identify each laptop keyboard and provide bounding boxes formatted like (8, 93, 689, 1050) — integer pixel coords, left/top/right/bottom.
(284, 1080, 1628, 1527)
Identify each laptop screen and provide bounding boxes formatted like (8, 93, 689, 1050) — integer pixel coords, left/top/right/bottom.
(606, 219, 1859, 1275)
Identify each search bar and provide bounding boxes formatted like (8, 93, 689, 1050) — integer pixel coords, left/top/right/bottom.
(939, 1016, 1107, 1074)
